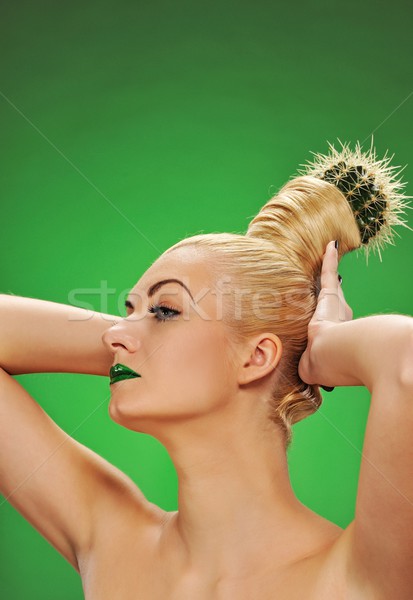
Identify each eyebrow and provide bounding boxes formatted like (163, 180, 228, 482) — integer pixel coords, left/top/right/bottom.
(125, 278, 195, 309)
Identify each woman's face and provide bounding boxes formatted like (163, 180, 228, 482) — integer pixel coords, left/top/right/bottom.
(102, 246, 238, 433)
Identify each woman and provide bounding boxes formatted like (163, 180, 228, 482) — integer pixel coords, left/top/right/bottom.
(0, 140, 412, 599)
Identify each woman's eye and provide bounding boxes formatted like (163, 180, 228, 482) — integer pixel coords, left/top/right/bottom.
(147, 303, 180, 322)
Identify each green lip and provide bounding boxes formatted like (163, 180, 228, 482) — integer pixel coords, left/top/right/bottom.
(110, 363, 141, 384)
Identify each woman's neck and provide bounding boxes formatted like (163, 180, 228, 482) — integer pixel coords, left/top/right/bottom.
(155, 408, 326, 580)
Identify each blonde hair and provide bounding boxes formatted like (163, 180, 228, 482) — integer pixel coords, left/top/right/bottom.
(164, 176, 361, 449)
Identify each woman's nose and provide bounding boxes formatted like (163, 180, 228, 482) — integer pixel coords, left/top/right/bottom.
(101, 323, 141, 354)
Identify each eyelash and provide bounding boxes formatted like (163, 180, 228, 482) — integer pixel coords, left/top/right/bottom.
(147, 303, 181, 322)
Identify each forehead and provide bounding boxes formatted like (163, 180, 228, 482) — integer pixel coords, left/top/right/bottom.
(130, 246, 215, 298)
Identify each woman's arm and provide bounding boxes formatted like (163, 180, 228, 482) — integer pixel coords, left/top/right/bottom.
(301, 314, 413, 393)
(0, 366, 165, 571)
(0, 294, 122, 376)
(300, 241, 413, 598)
(0, 294, 164, 570)
(298, 241, 413, 393)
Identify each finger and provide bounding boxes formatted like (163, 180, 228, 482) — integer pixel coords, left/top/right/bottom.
(336, 277, 355, 321)
(314, 241, 341, 322)
(336, 284, 352, 321)
(320, 240, 339, 291)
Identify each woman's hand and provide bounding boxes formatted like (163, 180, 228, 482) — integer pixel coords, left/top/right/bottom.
(298, 240, 353, 388)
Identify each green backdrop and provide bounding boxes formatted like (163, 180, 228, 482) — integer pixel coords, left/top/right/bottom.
(1, 0, 412, 598)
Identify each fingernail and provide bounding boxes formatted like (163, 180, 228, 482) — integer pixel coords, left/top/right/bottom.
(338, 274, 343, 284)
(321, 385, 335, 392)
(334, 240, 339, 250)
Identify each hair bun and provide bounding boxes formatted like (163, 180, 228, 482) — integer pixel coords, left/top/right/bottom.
(296, 137, 412, 261)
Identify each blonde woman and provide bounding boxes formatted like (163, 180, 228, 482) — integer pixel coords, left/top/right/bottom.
(1, 141, 412, 598)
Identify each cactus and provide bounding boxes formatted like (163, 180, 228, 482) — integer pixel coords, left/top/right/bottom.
(296, 137, 413, 262)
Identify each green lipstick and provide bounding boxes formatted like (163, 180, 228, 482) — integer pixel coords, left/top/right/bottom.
(110, 363, 141, 385)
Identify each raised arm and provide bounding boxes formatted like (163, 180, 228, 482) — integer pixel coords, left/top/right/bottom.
(299, 241, 413, 598)
(300, 313, 412, 393)
(0, 294, 121, 375)
(0, 294, 165, 571)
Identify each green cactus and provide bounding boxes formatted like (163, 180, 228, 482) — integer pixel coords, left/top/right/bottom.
(295, 137, 412, 262)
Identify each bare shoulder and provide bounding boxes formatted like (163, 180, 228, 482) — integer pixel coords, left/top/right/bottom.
(78, 490, 169, 598)
(310, 520, 379, 600)
(79, 510, 380, 600)
(78, 469, 168, 565)
(320, 515, 413, 600)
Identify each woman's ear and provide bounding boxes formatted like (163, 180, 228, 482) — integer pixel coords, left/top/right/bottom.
(238, 334, 282, 386)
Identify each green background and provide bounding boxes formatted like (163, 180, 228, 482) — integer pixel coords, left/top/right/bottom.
(1, 0, 412, 597)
